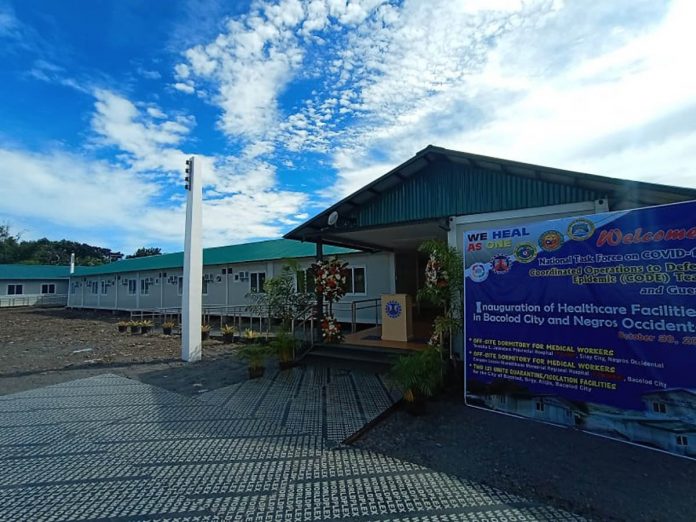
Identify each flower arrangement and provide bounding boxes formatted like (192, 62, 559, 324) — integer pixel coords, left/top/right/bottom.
(311, 257, 348, 302)
(425, 253, 448, 289)
(320, 314, 343, 343)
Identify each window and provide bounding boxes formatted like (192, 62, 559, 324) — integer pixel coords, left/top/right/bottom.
(128, 280, 137, 295)
(535, 401, 545, 412)
(250, 272, 266, 293)
(343, 266, 366, 295)
(7, 284, 23, 295)
(140, 278, 151, 296)
(652, 402, 667, 414)
(178, 276, 209, 295)
(41, 283, 56, 294)
(677, 435, 689, 446)
(89, 281, 98, 294)
(296, 268, 315, 293)
(100, 281, 108, 295)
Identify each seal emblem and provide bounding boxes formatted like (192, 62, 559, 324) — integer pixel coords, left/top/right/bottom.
(538, 230, 564, 252)
(384, 300, 402, 319)
(491, 255, 511, 274)
(567, 218, 595, 241)
(469, 262, 488, 283)
(514, 243, 537, 263)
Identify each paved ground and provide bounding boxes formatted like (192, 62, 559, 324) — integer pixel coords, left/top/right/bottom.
(0, 371, 584, 521)
(357, 398, 696, 522)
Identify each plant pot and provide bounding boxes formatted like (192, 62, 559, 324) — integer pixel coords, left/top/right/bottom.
(162, 327, 172, 336)
(248, 366, 265, 379)
(141, 326, 152, 334)
(222, 333, 235, 344)
(117, 325, 127, 333)
(201, 331, 210, 341)
(278, 360, 294, 371)
(404, 396, 427, 416)
(130, 326, 141, 335)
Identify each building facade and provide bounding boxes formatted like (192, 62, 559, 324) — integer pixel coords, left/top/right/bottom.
(67, 239, 393, 325)
(0, 264, 70, 307)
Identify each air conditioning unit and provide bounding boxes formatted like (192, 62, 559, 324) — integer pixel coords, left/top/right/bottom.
(215, 275, 222, 283)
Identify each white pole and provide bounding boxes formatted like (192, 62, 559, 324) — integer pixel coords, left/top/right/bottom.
(70, 253, 75, 274)
(182, 156, 203, 362)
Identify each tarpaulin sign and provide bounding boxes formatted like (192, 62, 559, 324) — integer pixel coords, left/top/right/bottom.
(464, 201, 696, 458)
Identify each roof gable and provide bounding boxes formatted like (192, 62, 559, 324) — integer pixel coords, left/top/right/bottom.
(286, 145, 696, 240)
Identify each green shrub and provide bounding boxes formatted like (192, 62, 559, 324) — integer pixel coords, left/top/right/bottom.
(388, 347, 442, 402)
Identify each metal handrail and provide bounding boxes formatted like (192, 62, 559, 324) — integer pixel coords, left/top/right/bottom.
(0, 294, 68, 308)
(349, 297, 381, 333)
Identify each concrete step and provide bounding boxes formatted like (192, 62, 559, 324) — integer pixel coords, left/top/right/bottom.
(299, 342, 411, 372)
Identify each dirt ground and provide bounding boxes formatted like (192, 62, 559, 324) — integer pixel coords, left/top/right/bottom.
(0, 307, 248, 395)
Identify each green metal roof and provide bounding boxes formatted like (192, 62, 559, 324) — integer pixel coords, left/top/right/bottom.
(286, 145, 696, 247)
(0, 264, 71, 280)
(72, 239, 357, 277)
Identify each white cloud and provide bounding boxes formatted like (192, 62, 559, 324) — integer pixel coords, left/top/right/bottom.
(0, 87, 310, 251)
(173, 81, 195, 94)
(176, 0, 696, 202)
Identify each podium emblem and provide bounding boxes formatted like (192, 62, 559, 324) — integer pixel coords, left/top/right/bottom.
(385, 300, 402, 319)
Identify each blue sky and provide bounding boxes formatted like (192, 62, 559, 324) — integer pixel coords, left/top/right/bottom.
(1, 0, 695, 255)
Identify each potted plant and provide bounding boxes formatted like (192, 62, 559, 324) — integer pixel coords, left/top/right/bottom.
(388, 347, 442, 415)
(241, 328, 257, 344)
(128, 320, 141, 335)
(271, 331, 297, 370)
(141, 320, 154, 334)
(162, 321, 176, 335)
(238, 343, 270, 378)
(117, 321, 129, 333)
(201, 324, 211, 341)
(221, 324, 237, 344)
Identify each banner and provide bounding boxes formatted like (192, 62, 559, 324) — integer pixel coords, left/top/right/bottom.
(464, 201, 696, 458)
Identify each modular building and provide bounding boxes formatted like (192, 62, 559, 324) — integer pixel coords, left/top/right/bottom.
(0, 264, 70, 307)
(67, 239, 393, 326)
(285, 145, 696, 354)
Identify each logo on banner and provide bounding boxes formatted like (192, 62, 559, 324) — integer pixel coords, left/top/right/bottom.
(491, 255, 511, 274)
(470, 263, 489, 282)
(538, 230, 564, 252)
(514, 243, 537, 263)
(567, 218, 595, 241)
(384, 300, 402, 319)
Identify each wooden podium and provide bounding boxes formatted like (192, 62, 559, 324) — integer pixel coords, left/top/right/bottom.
(381, 294, 413, 342)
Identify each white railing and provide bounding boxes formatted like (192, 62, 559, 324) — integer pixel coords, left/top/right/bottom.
(0, 294, 68, 308)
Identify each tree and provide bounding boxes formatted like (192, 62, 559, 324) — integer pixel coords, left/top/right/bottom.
(0, 224, 20, 264)
(0, 224, 114, 265)
(247, 260, 314, 331)
(127, 247, 162, 259)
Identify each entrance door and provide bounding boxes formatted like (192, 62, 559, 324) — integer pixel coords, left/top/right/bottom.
(394, 251, 419, 299)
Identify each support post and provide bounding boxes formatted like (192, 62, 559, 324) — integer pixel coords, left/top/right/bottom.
(182, 156, 203, 362)
(315, 239, 324, 343)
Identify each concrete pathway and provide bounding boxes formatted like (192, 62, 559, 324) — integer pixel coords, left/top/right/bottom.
(0, 372, 585, 521)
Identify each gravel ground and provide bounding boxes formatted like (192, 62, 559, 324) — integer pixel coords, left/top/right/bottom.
(355, 397, 696, 522)
(0, 307, 249, 395)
